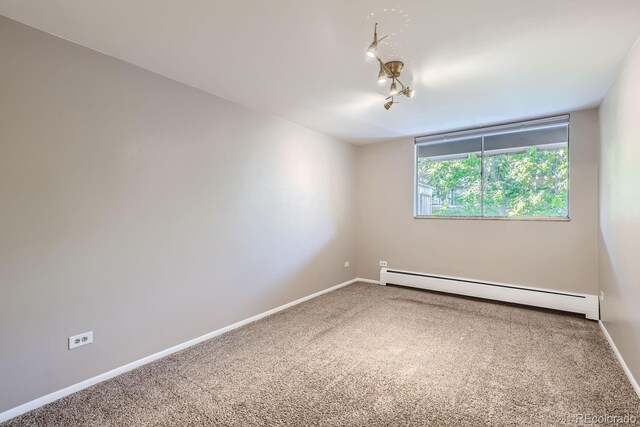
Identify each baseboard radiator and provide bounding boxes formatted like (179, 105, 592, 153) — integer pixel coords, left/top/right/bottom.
(380, 268, 599, 320)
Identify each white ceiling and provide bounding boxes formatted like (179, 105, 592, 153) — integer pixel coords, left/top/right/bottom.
(2, 1, 640, 143)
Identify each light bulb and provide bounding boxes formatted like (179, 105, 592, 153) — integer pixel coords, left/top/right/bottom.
(366, 23, 378, 58)
(389, 81, 398, 96)
(367, 43, 377, 58)
(384, 100, 393, 110)
(404, 87, 415, 98)
(377, 66, 387, 84)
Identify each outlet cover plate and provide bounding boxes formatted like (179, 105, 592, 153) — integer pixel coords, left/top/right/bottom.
(69, 331, 93, 350)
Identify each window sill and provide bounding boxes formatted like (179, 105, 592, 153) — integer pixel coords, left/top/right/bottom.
(413, 215, 570, 222)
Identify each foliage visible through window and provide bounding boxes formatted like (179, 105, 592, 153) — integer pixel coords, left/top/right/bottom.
(415, 116, 569, 218)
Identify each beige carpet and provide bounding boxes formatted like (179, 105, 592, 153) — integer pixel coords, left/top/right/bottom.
(3, 282, 639, 426)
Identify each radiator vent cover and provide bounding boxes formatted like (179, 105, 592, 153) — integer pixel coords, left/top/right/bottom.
(380, 268, 599, 320)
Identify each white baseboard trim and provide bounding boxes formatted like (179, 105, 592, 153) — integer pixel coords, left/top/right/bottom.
(0, 277, 367, 423)
(599, 321, 640, 400)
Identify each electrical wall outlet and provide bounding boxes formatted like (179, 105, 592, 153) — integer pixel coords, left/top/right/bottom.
(379, 261, 388, 267)
(600, 291, 605, 303)
(344, 261, 350, 267)
(69, 331, 93, 350)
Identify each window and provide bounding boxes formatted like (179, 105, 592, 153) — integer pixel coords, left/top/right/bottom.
(415, 115, 569, 219)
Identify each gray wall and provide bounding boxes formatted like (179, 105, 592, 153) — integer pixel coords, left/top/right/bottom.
(0, 16, 355, 412)
(354, 109, 600, 294)
(599, 38, 640, 386)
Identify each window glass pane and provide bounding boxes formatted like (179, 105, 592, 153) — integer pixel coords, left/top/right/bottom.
(414, 116, 569, 219)
(482, 144, 568, 217)
(416, 138, 482, 216)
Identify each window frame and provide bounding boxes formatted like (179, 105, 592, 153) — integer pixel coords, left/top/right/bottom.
(413, 115, 571, 221)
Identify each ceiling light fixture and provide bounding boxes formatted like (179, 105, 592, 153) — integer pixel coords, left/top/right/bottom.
(366, 23, 387, 58)
(389, 80, 398, 96)
(377, 64, 388, 84)
(402, 87, 415, 98)
(366, 23, 414, 110)
(383, 98, 396, 110)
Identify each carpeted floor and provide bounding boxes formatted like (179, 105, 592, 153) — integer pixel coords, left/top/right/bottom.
(3, 282, 639, 426)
